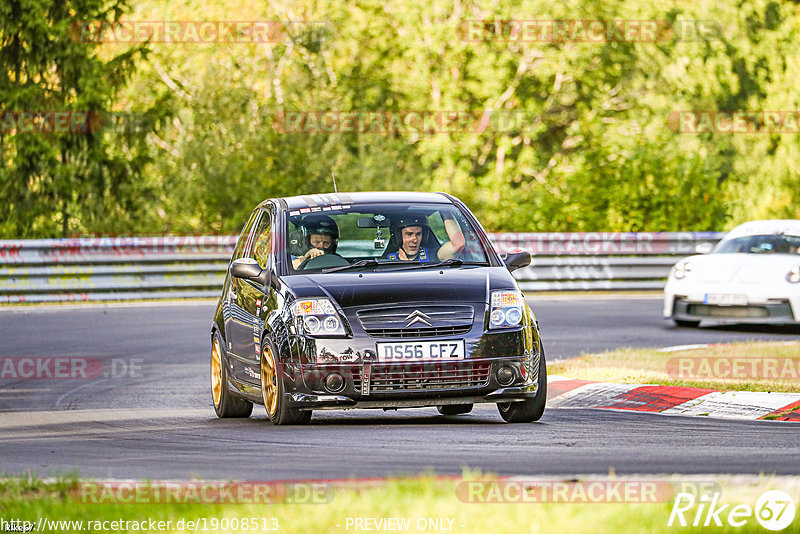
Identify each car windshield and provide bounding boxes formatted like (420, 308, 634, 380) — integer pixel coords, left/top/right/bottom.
(714, 234, 800, 255)
(285, 203, 490, 272)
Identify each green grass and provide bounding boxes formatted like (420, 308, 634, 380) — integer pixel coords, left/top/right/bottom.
(2, 473, 799, 533)
(550, 341, 800, 393)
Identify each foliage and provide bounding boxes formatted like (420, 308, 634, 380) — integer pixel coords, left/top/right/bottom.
(2, 0, 800, 236)
(0, 0, 168, 237)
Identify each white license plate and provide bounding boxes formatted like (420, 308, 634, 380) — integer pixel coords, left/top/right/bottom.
(376, 340, 465, 362)
(704, 293, 748, 306)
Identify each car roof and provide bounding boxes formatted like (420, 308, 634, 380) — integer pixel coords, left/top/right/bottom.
(262, 191, 452, 211)
(726, 219, 800, 239)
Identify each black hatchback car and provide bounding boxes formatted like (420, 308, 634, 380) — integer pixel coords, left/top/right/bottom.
(210, 192, 546, 424)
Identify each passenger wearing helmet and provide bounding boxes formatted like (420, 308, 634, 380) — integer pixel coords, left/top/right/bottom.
(384, 213, 465, 262)
(292, 215, 339, 269)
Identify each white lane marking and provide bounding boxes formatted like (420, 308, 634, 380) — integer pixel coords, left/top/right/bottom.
(661, 391, 800, 419)
(525, 293, 662, 301)
(0, 299, 217, 314)
(0, 408, 211, 430)
(547, 382, 639, 408)
(547, 375, 574, 382)
(657, 344, 710, 353)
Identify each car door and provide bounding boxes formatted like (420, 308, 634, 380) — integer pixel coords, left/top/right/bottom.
(228, 207, 274, 385)
(223, 208, 260, 351)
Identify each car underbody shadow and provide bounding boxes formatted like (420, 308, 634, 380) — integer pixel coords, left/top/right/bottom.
(698, 323, 800, 335)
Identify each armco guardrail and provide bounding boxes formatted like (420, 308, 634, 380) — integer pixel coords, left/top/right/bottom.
(0, 232, 724, 303)
(491, 231, 724, 291)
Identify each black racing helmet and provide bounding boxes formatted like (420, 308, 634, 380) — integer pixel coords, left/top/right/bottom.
(393, 213, 430, 233)
(389, 213, 431, 249)
(302, 214, 339, 252)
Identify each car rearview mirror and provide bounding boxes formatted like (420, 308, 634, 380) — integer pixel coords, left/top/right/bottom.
(694, 242, 714, 255)
(502, 250, 532, 272)
(230, 258, 264, 282)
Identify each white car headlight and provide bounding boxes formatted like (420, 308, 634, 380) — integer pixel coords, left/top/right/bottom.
(788, 267, 800, 284)
(489, 290, 525, 329)
(293, 298, 347, 336)
(672, 261, 692, 280)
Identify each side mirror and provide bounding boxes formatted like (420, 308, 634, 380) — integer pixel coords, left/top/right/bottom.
(502, 249, 532, 273)
(694, 242, 713, 255)
(230, 258, 264, 281)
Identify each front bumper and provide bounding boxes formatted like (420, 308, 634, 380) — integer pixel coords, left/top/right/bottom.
(281, 305, 542, 409)
(287, 385, 538, 410)
(286, 352, 540, 409)
(670, 296, 798, 324)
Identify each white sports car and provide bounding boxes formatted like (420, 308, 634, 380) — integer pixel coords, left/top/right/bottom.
(664, 220, 800, 327)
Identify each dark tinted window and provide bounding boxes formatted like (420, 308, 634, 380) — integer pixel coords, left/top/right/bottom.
(232, 209, 260, 260)
(286, 203, 489, 272)
(715, 234, 800, 255)
(250, 210, 273, 268)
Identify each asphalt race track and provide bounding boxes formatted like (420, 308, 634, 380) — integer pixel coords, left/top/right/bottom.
(1, 297, 799, 480)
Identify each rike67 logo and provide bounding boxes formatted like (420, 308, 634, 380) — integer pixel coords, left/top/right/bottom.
(668, 490, 796, 530)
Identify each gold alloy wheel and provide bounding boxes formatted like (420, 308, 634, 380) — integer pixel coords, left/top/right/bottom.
(211, 338, 222, 407)
(261, 345, 278, 417)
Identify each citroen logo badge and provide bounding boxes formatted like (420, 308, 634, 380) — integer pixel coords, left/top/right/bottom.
(405, 310, 432, 328)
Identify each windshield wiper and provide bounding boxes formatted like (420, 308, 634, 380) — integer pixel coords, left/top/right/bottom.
(321, 259, 417, 273)
(395, 258, 467, 271)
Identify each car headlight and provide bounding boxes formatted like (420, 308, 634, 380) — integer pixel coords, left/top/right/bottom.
(489, 290, 525, 329)
(293, 298, 347, 336)
(788, 267, 800, 284)
(672, 261, 692, 280)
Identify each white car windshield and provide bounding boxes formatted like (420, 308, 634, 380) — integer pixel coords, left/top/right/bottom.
(715, 234, 800, 255)
(286, 203, 490, 272)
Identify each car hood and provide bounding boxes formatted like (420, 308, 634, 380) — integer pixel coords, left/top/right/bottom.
(283, 267, 514, 308)
(678, 253, 800, 284)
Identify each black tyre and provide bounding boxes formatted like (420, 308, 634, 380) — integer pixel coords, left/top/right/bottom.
(674, 319, 701, 328)
(261, 339, 312, 425)
(497, 348, 547, 423)
(437, 404, 474, 416)
(211, 333, 253, 418)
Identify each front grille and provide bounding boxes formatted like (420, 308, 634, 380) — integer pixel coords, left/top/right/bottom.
(357, 305, 475, 338)
(687, 304, 769, 318)
(354, 362, 491, 392)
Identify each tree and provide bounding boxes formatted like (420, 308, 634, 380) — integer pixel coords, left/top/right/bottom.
(0, 0, 161, 237)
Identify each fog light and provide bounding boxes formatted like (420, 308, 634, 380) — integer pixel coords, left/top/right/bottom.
(324, 373, 345, 393)
(496, 366, 515, 386)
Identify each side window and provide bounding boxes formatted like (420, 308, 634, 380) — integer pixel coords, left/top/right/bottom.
(426, 212, 447, 245)
(250, 210, 272, 268)
(232, 210, 260, 260)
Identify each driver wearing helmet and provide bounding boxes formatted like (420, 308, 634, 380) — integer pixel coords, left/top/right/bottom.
(292, 215, 339, 269)
(385, 213, 465, 262)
